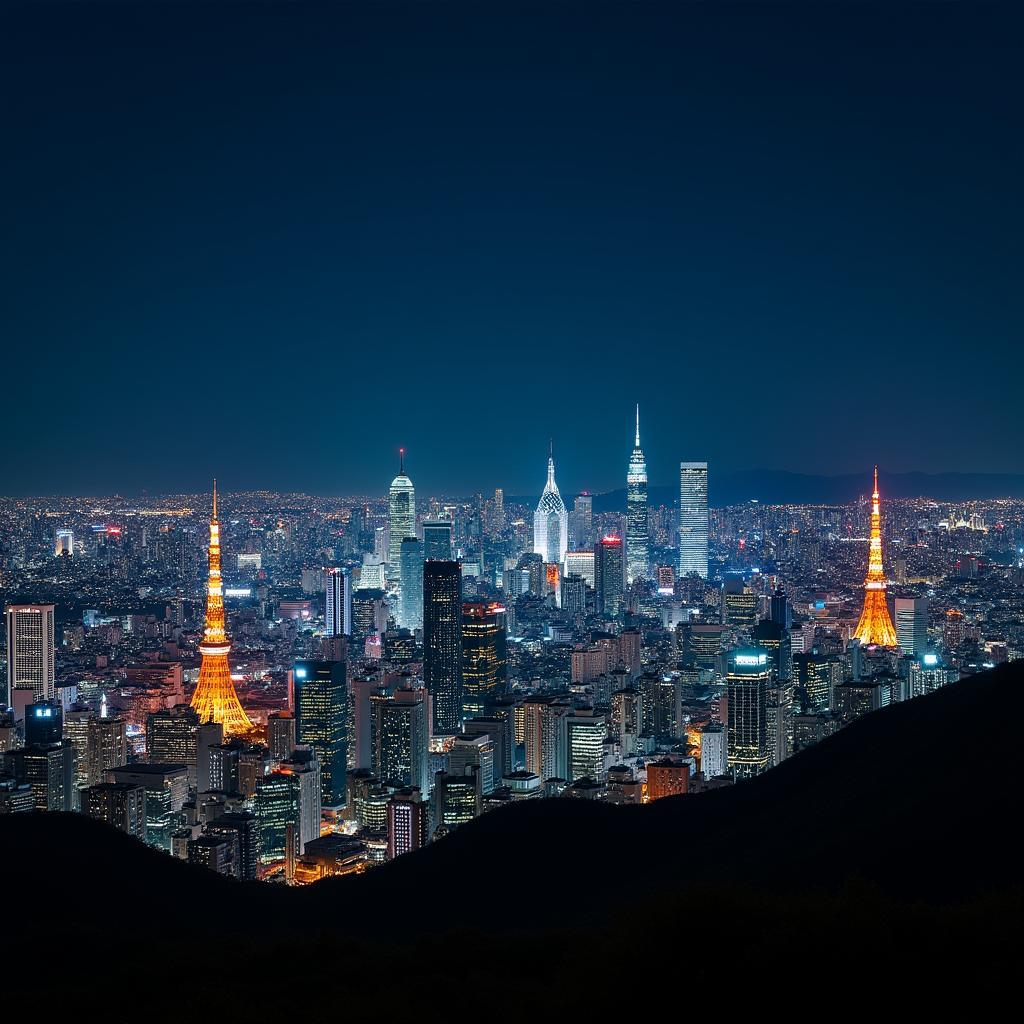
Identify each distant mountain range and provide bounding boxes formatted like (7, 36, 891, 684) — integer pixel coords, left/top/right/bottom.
(580, 470, 1024, 511)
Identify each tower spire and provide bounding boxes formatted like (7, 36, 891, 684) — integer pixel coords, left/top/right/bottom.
(635, 404, 640, 447)
(190, 482, 253, 735)
(853, 465, 897, 646)
(399, 447, 405, 475)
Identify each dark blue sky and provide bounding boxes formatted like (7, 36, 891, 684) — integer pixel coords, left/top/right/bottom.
(3, 1, 1022, 497)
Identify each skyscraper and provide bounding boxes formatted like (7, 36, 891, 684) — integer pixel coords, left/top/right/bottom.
(324, 567, 352, 637)
(679, 462, 709, 579)
(423, 560, 463, 735)
(533, 444, 568, 565)
(147, 704, 222, 791)
(398, 537, 424, 630)
(293, 660, 347, 808)
(369, 685, 429, 792)
(564, 550, 596, 589)
(189, 483, 253, 736)
(565, 709, 606, 782)
(722, 576, 758, 627)
(769, 587, 792, 630)
(594, 535, 624, 617)
(854, 467, 898, 647)
(895, 597, 929, 657)
(523, 697, 570, 781)
(461, 602, 507, 718)
(387, 787, 429, 860)
(351, 589, 387, 656)
(626, 405, 649, 584)
(5, 604, 56, 704)
(560, 574, 587, 616)
(422, 519, 454, 561)
(388, 448, 416, 573)
(571, 492, 593, 550)
(726, 647, 771, 780)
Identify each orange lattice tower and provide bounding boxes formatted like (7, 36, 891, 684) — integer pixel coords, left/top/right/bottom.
(190, 481, 253, 735)
(853, 466, 898, 647)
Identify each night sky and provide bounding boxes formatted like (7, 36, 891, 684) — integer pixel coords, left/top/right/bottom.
(4, 1, 1022, 498)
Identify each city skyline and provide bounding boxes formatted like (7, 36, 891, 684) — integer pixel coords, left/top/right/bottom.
(1, 1, 1019, 1012)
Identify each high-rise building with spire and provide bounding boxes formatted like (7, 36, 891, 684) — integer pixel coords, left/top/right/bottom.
(533, 443, 568, 565)
(388, 448, 416, 575)
(626, 404, 649, 584)
(853, 467, 898, 647)
(190, 482, 253, 736)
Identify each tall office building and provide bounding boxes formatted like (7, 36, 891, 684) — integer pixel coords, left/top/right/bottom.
(25, 701, 62, 745)
(448, 734, 496, 794)
(626, 405, 649, 584)
(523, 698, 570, 781)
(5, 604, 56, 704)
(267, 712, 296, 761)
(794, 653, 841, 715)
(255, 750, 321, 864)
(561, 574, 587, 616)
(423, 561, 463, 735)
(54, 530, 74, 557)
(594, 535, 624, 617)
(4, 742, 74, 811)
(726, 648, 771, 780)
(147, 704, 222, 792)
(700, 723, 727, 778)
(461, 602, 507, 718)
(769, 587, 792, 630)
(533, 445, 568, 565)
(351, 589, 387, 655)
(107, 764, 189, 851)
(722, 577, 758, 627)
(80, 715, 129, 790)
(462, 714, 514, 781)
(398, 537, 424, 630)
(571, 493, 593, 550)
(565, 709, 606, 782)
(754, 620, 794, 767)
(82, 783, 146, 841)
(434, 767, 482, 834)
(678, 462, 709, 579)
(422, 519, 453, 562)
(388, 448, 416, 573)
(293, 660, 347, 808)
(387, 787, 429, 860)
(895, 597, 929, 657)
(325, 567, 352, 636)
(369, 685, 429, 792)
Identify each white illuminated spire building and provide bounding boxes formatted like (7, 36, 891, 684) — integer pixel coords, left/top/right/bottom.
(388, 447, 416, 574)
(533, 443, 568, 565)
(626, 404, 649, 584)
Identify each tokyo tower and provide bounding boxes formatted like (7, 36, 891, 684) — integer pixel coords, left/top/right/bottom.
(853, 466, 898, 647)
(190, 481, 254, 735)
